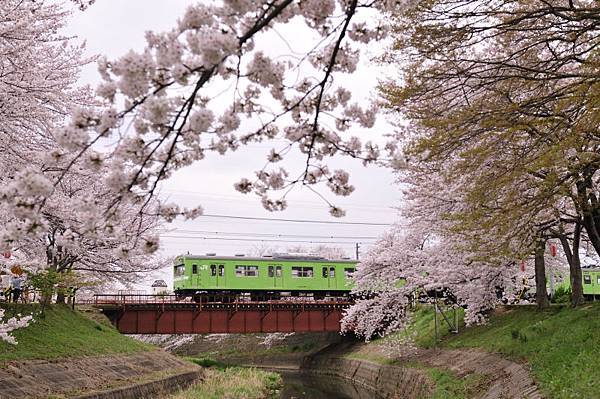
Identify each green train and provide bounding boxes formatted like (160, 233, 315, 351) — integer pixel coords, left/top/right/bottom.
(173, 253, 357, 301)
(581, 268, 600, 298)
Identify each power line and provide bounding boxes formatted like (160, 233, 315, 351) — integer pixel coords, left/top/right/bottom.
(197, 213, 392, 226)
(161, 189, 397, 211)
(171, 229, 380, 240)
(162, 235, 376, 245)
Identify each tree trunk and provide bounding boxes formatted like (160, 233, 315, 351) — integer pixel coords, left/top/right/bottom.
(558, 225, 584, 307)
(534, 239, 550, 309)
(55, 292, 66, 304)
(577, 180, 600, 257)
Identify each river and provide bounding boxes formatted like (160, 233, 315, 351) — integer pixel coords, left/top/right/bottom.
(277, 371, 382, 399)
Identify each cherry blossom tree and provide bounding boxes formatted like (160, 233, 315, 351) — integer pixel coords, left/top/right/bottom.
(380, 0, 600, 306)
(0, 0, 167, 299)
(0, 309, 33, 345)
(39, 0, 408, 226)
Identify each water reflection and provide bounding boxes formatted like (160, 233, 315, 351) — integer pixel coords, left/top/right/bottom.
(278, 371, 382, 399)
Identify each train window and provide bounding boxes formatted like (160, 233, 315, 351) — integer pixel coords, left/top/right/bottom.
(322, 267, 328, 278)
(235, 265, 259, 277)
(219, 265, 225, 277)
(329, 267, 335, 278)
(584, 275, 591, 284)
(192, 264, 198, 274)
(292, 266, 313, 278)
(268, 266, 274, 278)
(174, 265, 185, 277)
(344, 267, 356, 279)
(276, 266, 282, 277)
(210, 264, 217, 276)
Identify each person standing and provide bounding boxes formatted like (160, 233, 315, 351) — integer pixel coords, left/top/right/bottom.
(11, 274, 23, 303)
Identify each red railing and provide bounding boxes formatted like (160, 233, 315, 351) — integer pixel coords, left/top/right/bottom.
(92, 293, 353, 307)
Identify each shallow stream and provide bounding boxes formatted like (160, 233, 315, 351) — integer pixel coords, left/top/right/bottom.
(277, 371, 382, 399)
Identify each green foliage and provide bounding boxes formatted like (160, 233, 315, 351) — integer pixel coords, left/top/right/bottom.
(551, 286, 571, 304)
(425, 367, 488, 399)
(27, 270, 60, 304)
(442, 304, 600, 398)
(187, 357, 225, 369)
(169, 367, 282, 399)
(0, 304, 153, 362)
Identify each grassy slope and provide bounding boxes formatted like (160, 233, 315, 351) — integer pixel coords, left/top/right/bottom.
(347, 304, 600, 398)
(442, 304, 600, 399)
(0, 303, 153, 362)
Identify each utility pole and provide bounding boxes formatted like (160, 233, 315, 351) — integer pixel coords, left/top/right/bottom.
(355, 243, 360, 260)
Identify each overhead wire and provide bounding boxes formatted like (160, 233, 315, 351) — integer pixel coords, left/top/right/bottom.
(162, 235, 376, 245)
(194, 213, 392, 226)
(171, 229, 380, 240)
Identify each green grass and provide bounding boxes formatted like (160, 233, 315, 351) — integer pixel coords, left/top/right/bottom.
(424, 367, 487, 399)
(405, 306, 465, 348)
(346, 304, 600, 398)
(169, 367, 282, 399)
(440, 304, 600, 398)
(0, 303, 153, 362)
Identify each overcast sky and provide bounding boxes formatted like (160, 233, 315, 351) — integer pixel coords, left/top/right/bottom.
(64, 1, 401, 285)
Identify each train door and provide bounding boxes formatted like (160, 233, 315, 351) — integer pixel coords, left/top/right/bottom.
(207, 264, 218, 288)
(269, 264, 284, 288)
(191, 263, 199, 288)
(218, 264, 225, 287)
(322, 265, 337, 290)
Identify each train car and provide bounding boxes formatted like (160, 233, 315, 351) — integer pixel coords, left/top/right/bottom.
(582, 268, 600, 299)
(173, 253, 357, 301)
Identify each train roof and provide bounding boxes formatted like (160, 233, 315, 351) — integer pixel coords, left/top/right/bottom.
(176, 254, 357, 264)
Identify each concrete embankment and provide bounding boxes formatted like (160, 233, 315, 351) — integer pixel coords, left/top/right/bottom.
(302, 354, 433, 399)
(0, 350, 201, 399)
(301, 343, 543, 399)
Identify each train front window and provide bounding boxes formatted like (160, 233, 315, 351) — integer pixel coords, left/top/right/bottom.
(292, 266, 313, 278)
(235, 265, 259, 277)
(344, 267, 356, 279)
(174, 265, 185, 277)
(584, 275, 591, 284)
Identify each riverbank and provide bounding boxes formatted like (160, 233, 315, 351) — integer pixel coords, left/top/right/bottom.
(0, 304, 202, 398)
(340, 303, 600, 398)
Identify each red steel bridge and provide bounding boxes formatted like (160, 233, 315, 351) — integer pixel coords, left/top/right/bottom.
(93, 294, 353, 334)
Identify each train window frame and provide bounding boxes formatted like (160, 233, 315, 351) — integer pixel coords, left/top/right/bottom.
(584, 274, 591, 284)
(329, 267, 335, 278)
(597, 275, 600, 285)
(322, 267, 328, 278)
(235, 265, 259, 277)
(291, 266, 314, 278)
(192, 264, 198, 274)
(275, 266, 282, 277)
(344, 267, 356, 279)
(219, 264, 225, 277)
(210, 264, 217, 277)
(268, 266, 274, 278)
(174, 264, 185, 277)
